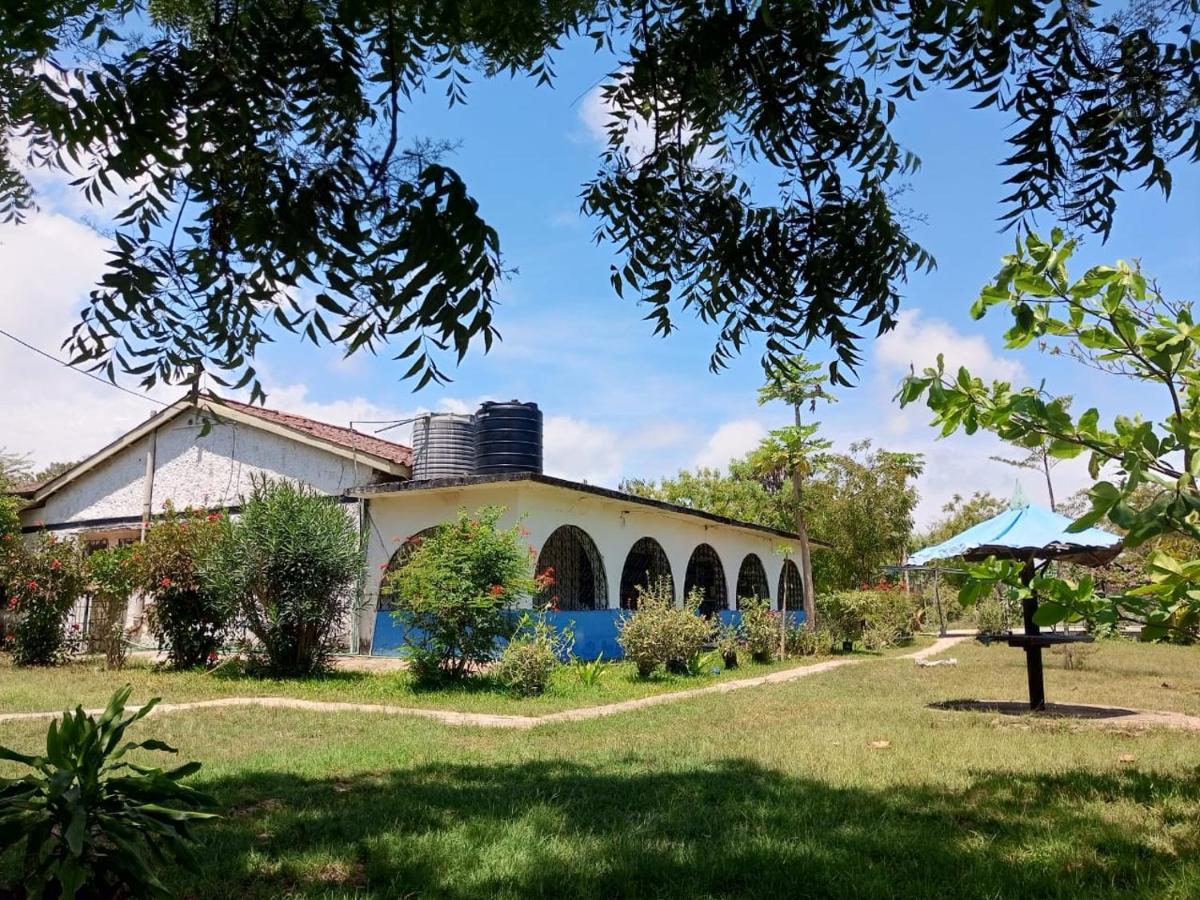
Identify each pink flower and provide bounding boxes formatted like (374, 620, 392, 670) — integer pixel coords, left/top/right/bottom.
(160, 576, 173, 589)
(50, 559, 61, 570)
(26, 580, 38, 590)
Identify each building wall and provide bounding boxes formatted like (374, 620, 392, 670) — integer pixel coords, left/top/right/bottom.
(21, 409, 380, 530)
(359, 480, 799, 656)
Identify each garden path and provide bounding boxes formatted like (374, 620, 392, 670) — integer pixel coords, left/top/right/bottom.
(0, 637, 966, 730)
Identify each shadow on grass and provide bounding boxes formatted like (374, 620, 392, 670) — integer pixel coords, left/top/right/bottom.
(932, 699, 1141, 719)
(176, 760, 1200, 899)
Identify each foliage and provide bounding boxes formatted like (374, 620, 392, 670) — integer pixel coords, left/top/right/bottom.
(384, 507, 540, 683)
(619, 468, 782, 530)
(784, 625, 830, 658)
(5, 533, 86, 666)
(0, 685, 216, 899)
(899, 233, 1200, 638)
(617, 580, 711, 678)
(495, 612, 573, 697)
(572, 657, 608, 688)
(0, 494, 20, 647)
(974, 594, 1009, 636)
(0, 449, 33, 489)
(85, 545, 138, 670)
(815, 588, 918, 649)
(803, 442, 924, 589)
(7, 3, 1191, 399)
(739, 596, 778, 663)
(1051, 642, 1098, 671)
(203, 479, 363, 676)
(713, 622, 741, 668)
(134, 505, 228, 669)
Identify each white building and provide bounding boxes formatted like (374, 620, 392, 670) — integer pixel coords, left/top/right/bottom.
(10, 396, 808, 659)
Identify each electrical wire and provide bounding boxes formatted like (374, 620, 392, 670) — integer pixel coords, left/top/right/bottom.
(0, 328, 171, 408)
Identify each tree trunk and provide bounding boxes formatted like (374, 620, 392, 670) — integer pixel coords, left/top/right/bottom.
(791, 401, 817, 633)
(1041, 451, 1056, 512)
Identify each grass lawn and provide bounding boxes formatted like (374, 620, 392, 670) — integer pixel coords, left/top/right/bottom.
(0, 639, 928, 717)
(3, 637, 1200, 898)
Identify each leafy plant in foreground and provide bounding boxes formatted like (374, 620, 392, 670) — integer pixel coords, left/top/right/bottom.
(0, 685, 216, 898)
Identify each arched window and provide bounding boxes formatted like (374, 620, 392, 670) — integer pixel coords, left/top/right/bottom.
(684, 543, 727, 617)
(619, 537, 674, 609)
(735, 554, 770, 608)
(778, 559, 804, 611)
(378, 527, 437, 610)
(535, 525, 608, 611)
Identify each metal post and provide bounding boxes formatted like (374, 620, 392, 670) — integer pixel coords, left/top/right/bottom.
(1020, 557, 1045, 711)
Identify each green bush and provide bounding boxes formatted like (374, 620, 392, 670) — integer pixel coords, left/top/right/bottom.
(384, 507, 541, 683)
(617, 580, 712, 678)
(495, 612, 573, 696)
(815, 588, 918, 650)
(784, 624, 821, 657)
(974, 593, 1007, 635)
(714, 622, 741, 668)
(0, 685, 216, 898)
(204, 478, 364, 676)
(6, 533, 86, 666)
(739, 595, 778, 662)
(135, 505, 228, 669)
(85, 545, 137, 670)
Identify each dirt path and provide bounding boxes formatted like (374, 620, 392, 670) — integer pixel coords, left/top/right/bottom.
(0, 637, 966, 731)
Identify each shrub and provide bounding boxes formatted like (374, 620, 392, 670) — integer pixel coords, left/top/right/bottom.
(6, 533, 86, 666)
(617, 580, 712, 678)
(134, 505, 228, 669)
(85, 544, 138, 670)
(204, 478, 364, 676)
(714, 622, 741, 668)
(816, 588, 919, 650)
(740, 595, 778, 662)
(573, 657, 608, 688)
(495, 612, 573, 696)
(384, 507, 541, 683)
(0, 495, 20, 647)
(0, 685, 216, 898)
(974, 593, 1007, 635)
(785, 624, 822, 657)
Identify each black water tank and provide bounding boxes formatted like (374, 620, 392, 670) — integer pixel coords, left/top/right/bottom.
(474, 400, 543, 475)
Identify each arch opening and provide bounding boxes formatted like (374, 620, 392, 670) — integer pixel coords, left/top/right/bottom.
(619, 537, 674, 609)
(684, 543, 728, 617)
(535, 525, 608, 611)
(735, 554, 770, 608)
(378, 527, 437, 610)
(778, 559, 805, 612)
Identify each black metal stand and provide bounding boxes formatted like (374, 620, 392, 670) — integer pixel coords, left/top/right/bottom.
(1021, 596, 1045, 711)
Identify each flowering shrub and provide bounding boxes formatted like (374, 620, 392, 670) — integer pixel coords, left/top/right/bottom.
(816, 589, 919, 649)
(6, 533, 86, 666)
(134, 505, 228, 669)
(739, 596, 778, 662)
(384, 507, 541, 683)
(0, 495, 21, 649)
(203, 478, 364, 676)
(617, 580, 712, 678)
(495, 611, 574, 696)
(85, 545, 138, 670)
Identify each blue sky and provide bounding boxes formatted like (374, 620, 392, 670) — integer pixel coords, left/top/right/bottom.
(2, 37, 1197, 525)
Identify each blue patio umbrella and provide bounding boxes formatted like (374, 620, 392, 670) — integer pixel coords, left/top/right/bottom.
(908, 485, 1123, 710)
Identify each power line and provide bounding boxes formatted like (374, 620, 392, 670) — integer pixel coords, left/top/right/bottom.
(0, 328, 171, 408)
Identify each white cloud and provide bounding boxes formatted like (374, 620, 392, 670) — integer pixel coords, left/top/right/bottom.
(579, 83, 657, 162)
(543, 415, 623, 486)
(875, 308, 1026, 385)
(692, 418, 768, 471)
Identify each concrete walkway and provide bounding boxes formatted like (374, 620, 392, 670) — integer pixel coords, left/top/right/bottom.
(0, 637, 966, 731)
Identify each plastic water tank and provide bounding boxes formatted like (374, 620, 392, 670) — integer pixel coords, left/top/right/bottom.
(410, 413, 476, 480)
(474, 400, 543, 475)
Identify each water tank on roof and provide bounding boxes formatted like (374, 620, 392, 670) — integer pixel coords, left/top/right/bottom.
(411, 413, 476, 480)
(474, 400, 543, 475)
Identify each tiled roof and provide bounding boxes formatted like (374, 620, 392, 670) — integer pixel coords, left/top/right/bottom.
(214, 398, 412, 467)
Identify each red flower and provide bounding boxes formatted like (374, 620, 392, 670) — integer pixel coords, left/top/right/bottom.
(207, 513, 222, 522)
(160, 576, 173, 589)
(50, 559, 61, 570)
(489, 584, 505, 596)
(26, 580, 38, 590)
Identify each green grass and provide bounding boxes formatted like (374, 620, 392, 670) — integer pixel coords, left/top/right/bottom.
(0, 640, 925, 717)
(3, 637, 1200, 898)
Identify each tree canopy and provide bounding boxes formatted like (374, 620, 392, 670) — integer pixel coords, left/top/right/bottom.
(899, 232, 1200, 639)
(3, 1, 1197, 396)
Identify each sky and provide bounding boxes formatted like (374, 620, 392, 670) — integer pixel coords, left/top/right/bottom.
(1, 37, 1197, 528)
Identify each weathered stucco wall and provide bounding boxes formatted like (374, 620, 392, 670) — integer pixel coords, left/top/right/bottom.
(21, 409, 378, 529)
(358, 480, 797, 653)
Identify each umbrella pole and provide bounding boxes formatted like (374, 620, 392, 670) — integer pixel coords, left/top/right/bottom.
(1019, 558, 1045, 711)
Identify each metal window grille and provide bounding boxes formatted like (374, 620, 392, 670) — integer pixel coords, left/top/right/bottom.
(619, 537, 674, 609)
(735, 554, 770, 608)
(684, 543, 727, 615)
(778, 560, 804, 611)
(535, 525, 608, 611)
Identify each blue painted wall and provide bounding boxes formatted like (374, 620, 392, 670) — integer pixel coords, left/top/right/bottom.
(371, 608, 807, 660)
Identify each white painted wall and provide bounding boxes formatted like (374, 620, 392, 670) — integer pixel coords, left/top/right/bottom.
(21, 409, 383, 528)
(357, 480, 797, 652)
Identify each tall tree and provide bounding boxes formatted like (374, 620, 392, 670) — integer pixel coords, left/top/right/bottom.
(2, 2, 1197, 396)
(899, 232, 1200, 639)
